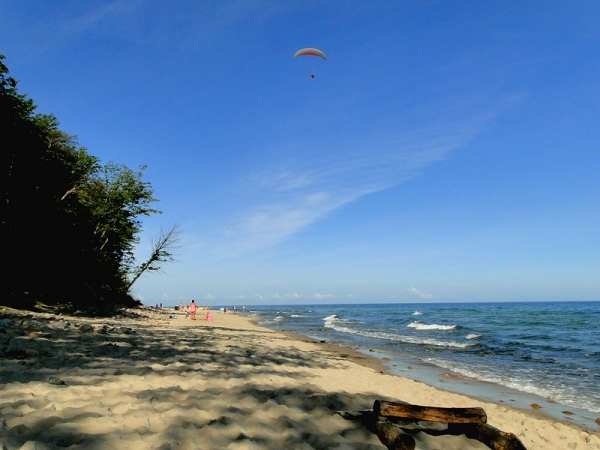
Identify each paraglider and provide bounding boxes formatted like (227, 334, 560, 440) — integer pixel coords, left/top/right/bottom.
(294, 48, 326, 78)
(293, 48, 327, 60)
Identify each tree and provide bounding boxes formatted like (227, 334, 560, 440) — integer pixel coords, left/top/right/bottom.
(1, 55, 94, 306)
(0, 54, 173, 312)
(126, 224, 181, 290)
(79, 163, 160, 282)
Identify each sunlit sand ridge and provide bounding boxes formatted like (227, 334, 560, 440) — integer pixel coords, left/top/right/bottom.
(1, 307, 599, 449)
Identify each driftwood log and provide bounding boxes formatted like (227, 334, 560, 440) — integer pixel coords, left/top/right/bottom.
(374, 399, 488, 424)
(448, 423, 528, 450)
(373, 421, 415, 450)
(337, 400, 527, 450)
(337, 411, 416, 450)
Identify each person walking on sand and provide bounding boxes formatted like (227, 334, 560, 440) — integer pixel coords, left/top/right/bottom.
(188, 300, 197, 320)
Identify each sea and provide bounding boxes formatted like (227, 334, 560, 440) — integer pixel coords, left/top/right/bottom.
(245, 301, 600, 430)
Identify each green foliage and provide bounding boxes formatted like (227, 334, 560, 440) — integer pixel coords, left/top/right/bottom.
(0, 54, 164, 311)
(81, 163, 161, 282)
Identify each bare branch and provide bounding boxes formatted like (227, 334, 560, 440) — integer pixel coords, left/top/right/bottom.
(126, 224, 181, 290)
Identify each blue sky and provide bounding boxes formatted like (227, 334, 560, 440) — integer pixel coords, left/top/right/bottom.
(2, 1, 599, 306)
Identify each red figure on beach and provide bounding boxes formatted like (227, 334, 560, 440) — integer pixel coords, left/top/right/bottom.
(188, 300, 197, 320)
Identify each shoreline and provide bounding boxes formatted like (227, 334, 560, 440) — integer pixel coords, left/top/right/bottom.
(249, 304, 600, 433)
(250, 320, 392, 375)
(184, 308, 600, 439)
(252, 316, 600, 436)
(1, 305, 599, 449)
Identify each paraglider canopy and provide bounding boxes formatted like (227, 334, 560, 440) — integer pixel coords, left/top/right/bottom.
(294, 48, 327, 60)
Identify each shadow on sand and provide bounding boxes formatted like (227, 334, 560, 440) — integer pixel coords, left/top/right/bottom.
(0, 310, 385, 449)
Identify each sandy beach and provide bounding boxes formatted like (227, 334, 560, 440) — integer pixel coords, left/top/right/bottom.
(1, 306, 599, 450)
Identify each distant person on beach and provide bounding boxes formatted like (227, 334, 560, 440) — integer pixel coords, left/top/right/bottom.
(205, 310, 213, 321)
(188, 300, 197, 320)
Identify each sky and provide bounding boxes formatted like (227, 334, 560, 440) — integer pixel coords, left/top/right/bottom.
(2, 1, 599, 306)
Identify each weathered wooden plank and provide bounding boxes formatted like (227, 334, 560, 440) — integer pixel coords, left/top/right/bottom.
(374, 400, 487, 424)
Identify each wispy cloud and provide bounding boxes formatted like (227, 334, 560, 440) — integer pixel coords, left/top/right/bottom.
(252, 293, 337, 301)
(60, 1, 141, 36)
(225, 117, 483, 254)
(9, 0, 145, 62)
(409, 287, 434, 299)
(175, 91, 522, 263)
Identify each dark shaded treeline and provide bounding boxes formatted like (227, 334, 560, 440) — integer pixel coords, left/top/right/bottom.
(1, 55, 160, 313)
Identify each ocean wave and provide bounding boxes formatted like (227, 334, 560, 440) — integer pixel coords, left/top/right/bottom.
(322, 314, 353, 327)
(466, 334, 481, 340)
(323, 321, 471, 349)
(400, 336, 470, 349)
(323, 314, 338, 327)
(413, 311, 422, 316)
(407, 321, 457, 331)
(290, 315, 304, 318)
(423, 358, 600, 414)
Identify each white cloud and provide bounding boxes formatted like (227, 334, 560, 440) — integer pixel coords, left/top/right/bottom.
(249, 292, 337, 301)
(8, 0, 145, 62)
(409, 287, 434, 299)
(225, 121, 478, 253)
(313, 293, 335, 299)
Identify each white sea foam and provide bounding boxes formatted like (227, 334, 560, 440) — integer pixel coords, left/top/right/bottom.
(413, 311, 422, 316)
(465, 333, 481, 340)
(322, 318, 470, 349)
(290, 315, 304, 318)
(423, 357, 600, 414)
(322, 314, 352, 327)
(323, 314, 339, 327)
(407, 321, 457, 331)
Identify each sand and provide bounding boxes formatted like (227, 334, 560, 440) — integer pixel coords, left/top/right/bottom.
(1, 306, 599, 450)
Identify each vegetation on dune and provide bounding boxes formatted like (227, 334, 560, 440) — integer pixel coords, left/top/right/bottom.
(0, 55, 178, 314)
